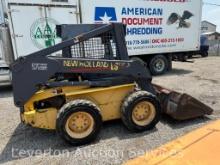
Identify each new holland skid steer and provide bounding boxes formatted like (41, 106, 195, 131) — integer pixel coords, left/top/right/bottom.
(11, 23, 213, 145)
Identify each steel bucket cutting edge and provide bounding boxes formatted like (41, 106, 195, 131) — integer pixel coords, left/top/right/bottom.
(153, 84, 213, 120)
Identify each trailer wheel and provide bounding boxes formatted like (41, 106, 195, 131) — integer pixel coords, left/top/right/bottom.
(149, 55, 168, 75)
(121, 91, 161, 132)
(56, 99, 102, 145)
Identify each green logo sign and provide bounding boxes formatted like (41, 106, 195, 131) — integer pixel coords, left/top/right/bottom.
(30, 18, 61, 49)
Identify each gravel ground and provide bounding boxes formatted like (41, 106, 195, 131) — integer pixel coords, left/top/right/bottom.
(0, 56, 219, 165)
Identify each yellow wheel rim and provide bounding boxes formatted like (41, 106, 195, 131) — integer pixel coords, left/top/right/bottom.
(132, 101, 156, 126)
(65, 111, 94, 139)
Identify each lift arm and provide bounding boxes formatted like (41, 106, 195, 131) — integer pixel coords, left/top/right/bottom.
(11, 23, 153, 107)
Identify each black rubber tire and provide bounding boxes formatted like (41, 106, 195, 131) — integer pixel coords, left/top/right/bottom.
(188, 54, 193, 59)
(121, 91, 161, 132)
(201, 52, 208, 57)
(149, 55, 168, 75)
(56, 99, 102, 145)
(131, 57, 148, 68)
(178, 54, 188, 62)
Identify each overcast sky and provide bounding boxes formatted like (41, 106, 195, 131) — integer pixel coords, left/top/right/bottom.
(203, 0, 220, 32)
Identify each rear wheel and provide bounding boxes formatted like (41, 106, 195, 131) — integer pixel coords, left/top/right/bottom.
(131, 57, 148, 68)
(121, 91, 161, 132)
(56, 100, 102, 145)
(178, 54, 188, 62)
(149, 55, 168, 75)
(201, 51, 208, 57)
(188, 54, 193, 58)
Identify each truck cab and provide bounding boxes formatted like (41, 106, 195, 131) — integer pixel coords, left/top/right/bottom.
(0, 0, 11, 86)
(200, 35, 209, 57)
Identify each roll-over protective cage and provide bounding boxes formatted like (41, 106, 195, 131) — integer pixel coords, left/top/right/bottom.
(11, 23, 154, 108)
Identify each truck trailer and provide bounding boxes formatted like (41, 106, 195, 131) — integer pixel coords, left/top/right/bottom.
(0, 0, 202, 82)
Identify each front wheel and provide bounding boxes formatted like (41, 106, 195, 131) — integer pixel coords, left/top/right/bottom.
(149, 55, 168, 75)
(121, 91, 161, 132)
(56, 100, 102, 145)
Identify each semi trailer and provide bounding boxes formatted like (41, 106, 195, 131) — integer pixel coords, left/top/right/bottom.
(0, 0, 203, 84)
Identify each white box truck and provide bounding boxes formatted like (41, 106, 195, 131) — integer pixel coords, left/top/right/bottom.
(80, 0, 202, 74)
(0, 0, 202, 83)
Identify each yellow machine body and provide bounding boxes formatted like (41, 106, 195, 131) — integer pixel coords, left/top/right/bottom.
(21, 84, 135, 130)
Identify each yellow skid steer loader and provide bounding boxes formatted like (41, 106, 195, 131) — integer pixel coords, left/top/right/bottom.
(11, 23, 213, 145)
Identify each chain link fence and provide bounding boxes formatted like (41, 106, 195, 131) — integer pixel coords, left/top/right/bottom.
(208, 39, 220, 56)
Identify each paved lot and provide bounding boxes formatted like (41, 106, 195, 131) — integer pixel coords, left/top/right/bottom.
(0, 56, 219, 165)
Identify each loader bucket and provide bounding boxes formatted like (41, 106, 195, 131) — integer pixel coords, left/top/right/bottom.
(153, 84, 213, 120)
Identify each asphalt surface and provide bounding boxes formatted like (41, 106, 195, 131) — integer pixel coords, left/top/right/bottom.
(0, 56, 219, 165)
